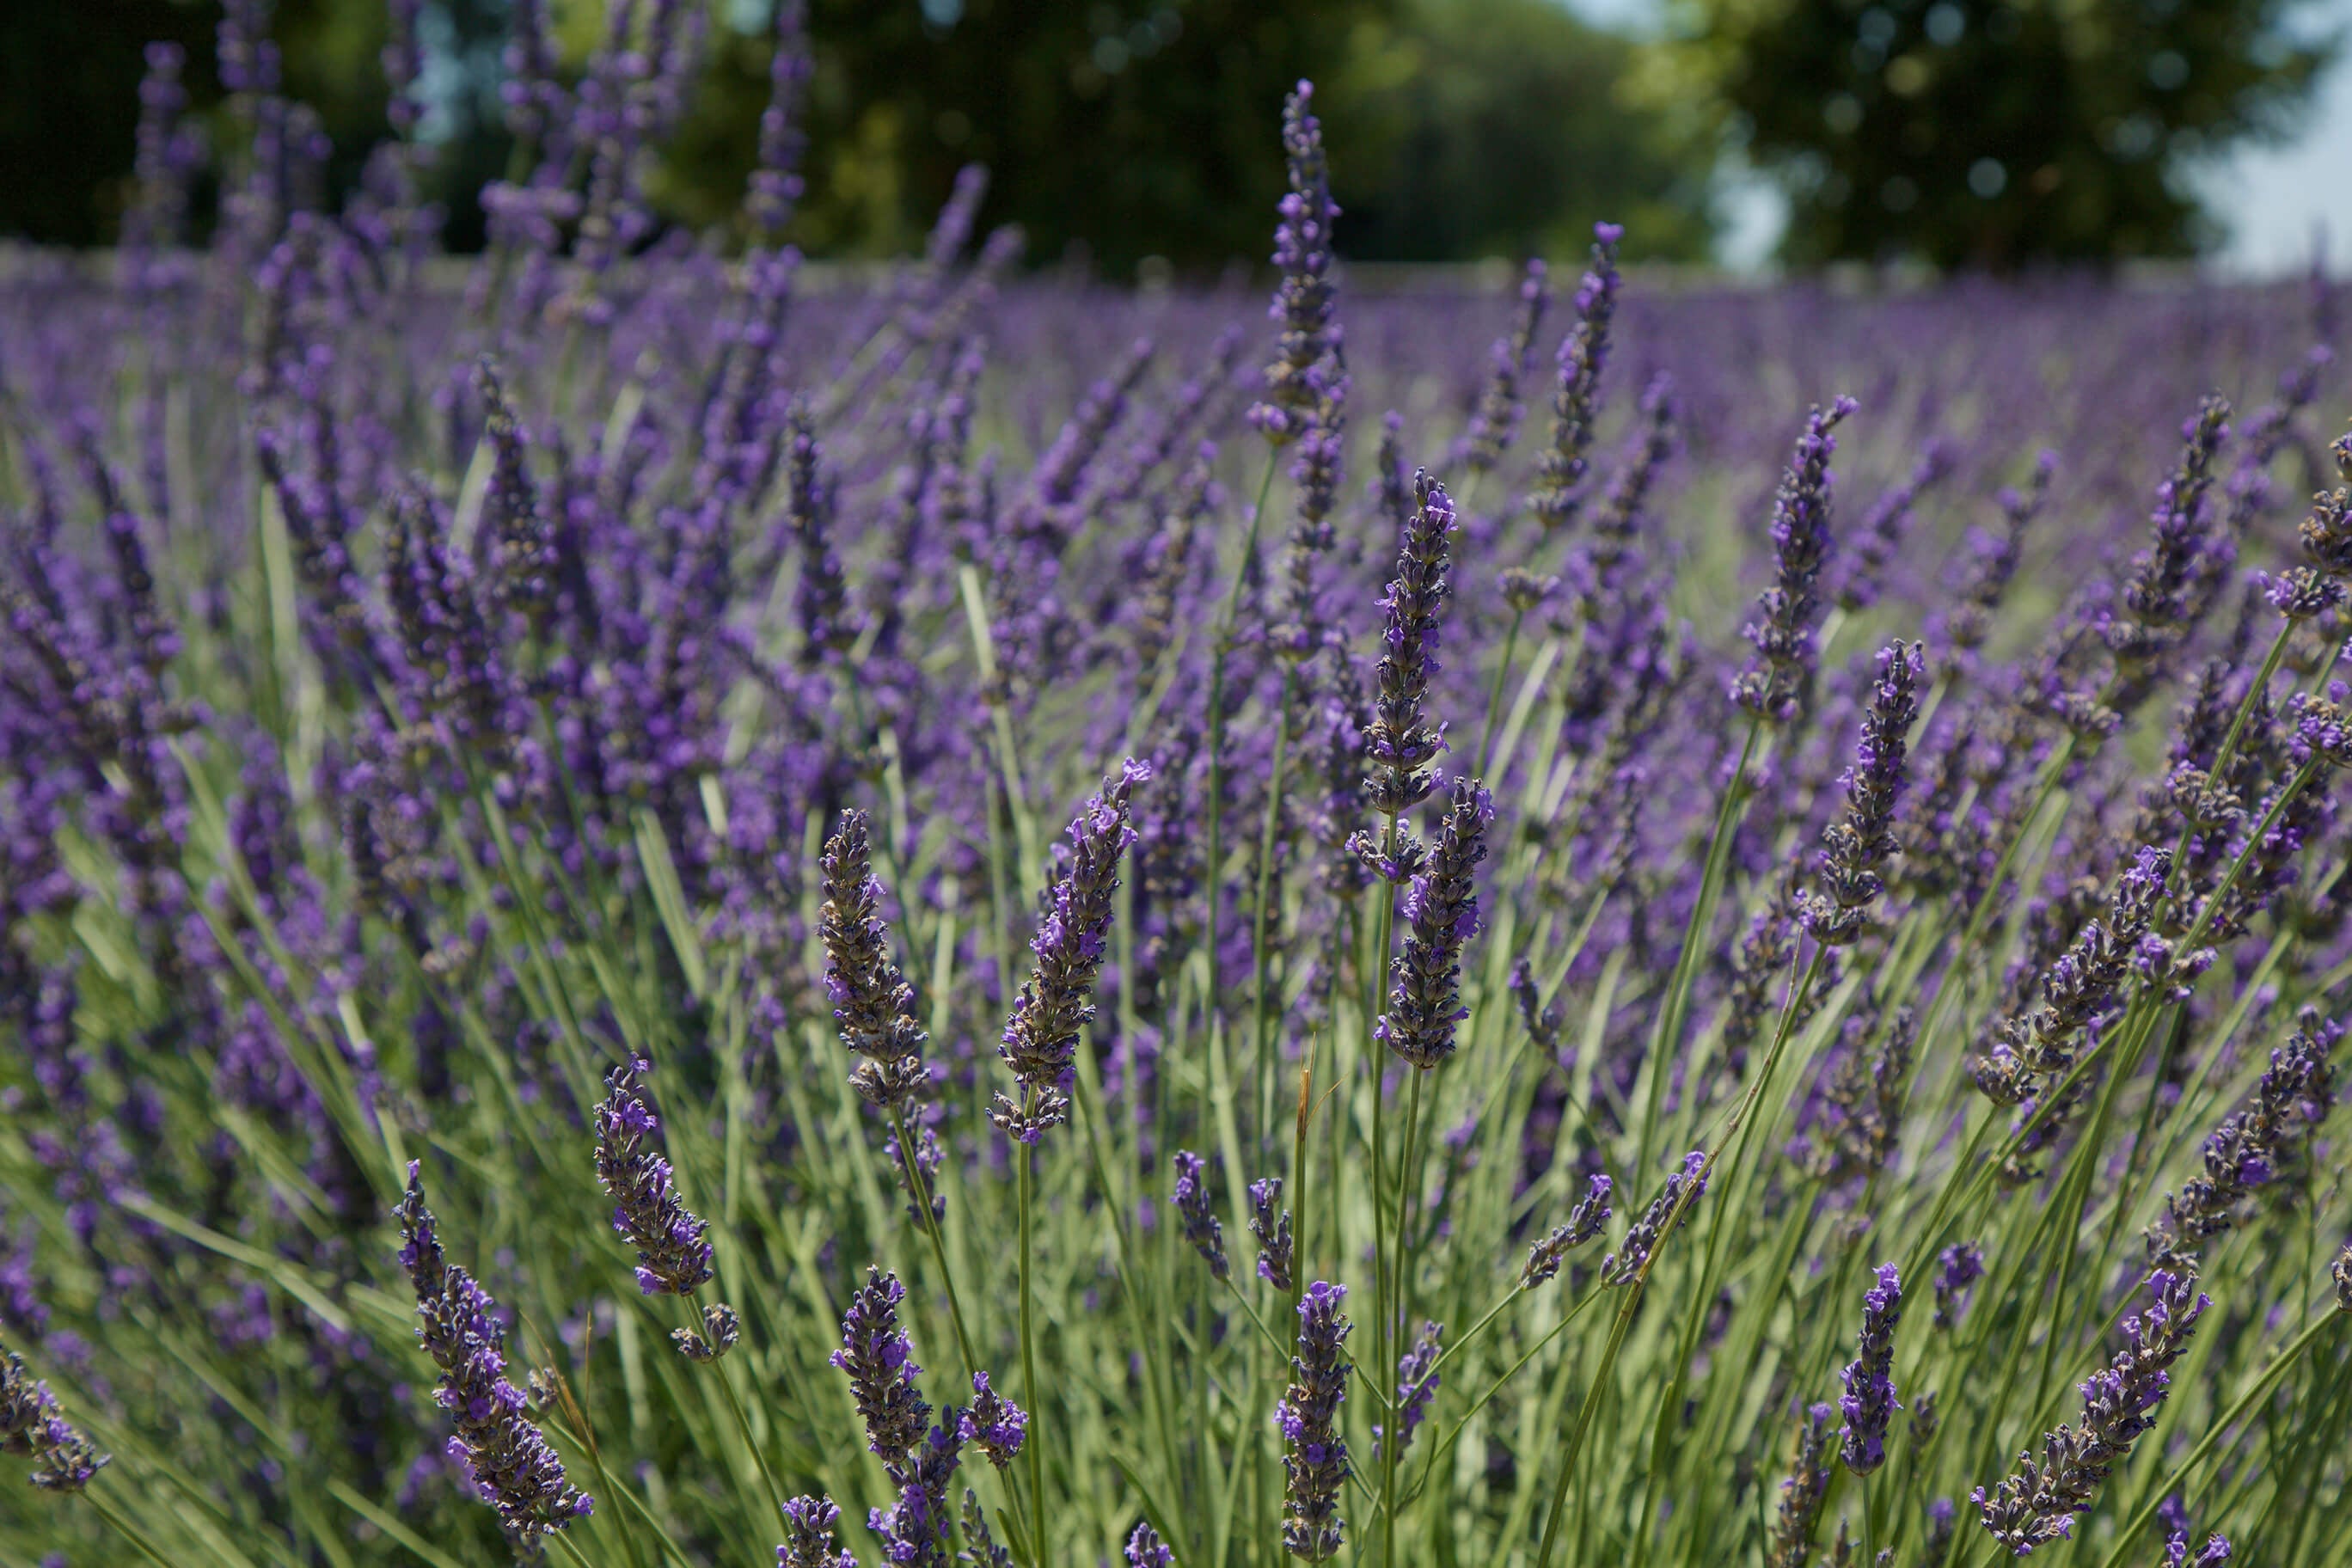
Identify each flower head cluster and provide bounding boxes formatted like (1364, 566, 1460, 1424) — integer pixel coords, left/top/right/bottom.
(1251, 1177, 1295, 1291)
(2, 1335, 107, 1492)
(1375, 776, 1492, 1069)
(2147, 1008, 2338, 1267)
(1528, 223, 1624, 531)
(745, 0, 811, 240)
(778, 1494, 859, 1568)
(1277, 1281, 1353, 1561)
(2165, 1532, 2233, 1567)
(993, 760, 1149, 1142)
(1602, 1151, 1709, 1285)
(870, 1419, 964, 1568)
(831, 1267, 929, 1470)
(1765, 1402, 1838, 1568)
(1173, 1149, 1229, 1281)
(1733, 396, 1859, 723)
(1249, 81, 1340, 445)
(1804, 640, 1924, 944)
(1363, 472, 1460, 817)
(1461, 259, 1550, 475)
(1838, 440, 1953, 611)
(2105, 396, 2233, 677)
(1804, 1005, 1917, 1189)
(959, 1371, 1026, 1468)
(1945, 452, 2056, 652)
(1973, 1271, 2209, 1557)
(593, 1055, 716, 1297)
(1377, 1320, 1442, 1460)
(393, 1164, 592, 1546)
(1522, 1173, 1613, 1286)
(788, 404, 859, 664)
(473, 358, 556, 633)
(1837, 1264, 1903, 1474)
(820, 809, 929, 1112)
(1127, 1521, 1175, 1568)
(1973, 847, 2171, 1107)
(1933, 1243, 1985, 1332)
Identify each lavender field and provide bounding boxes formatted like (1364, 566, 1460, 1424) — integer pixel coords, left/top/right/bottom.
(5, 8, 2352, 1568)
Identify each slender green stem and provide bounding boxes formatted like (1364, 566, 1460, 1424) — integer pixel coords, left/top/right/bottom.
(1381, 1066, 1429, 1565)
(1018, 1134, 1047, 1568)
(86, 1492, 179, 1568)
(1475, 610, 1524, 778)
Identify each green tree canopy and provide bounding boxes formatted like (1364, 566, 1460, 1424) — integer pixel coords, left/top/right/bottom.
(1675, 0, 2338, 268)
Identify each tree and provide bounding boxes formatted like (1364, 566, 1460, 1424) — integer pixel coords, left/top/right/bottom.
(1675, 0, 2338, 268)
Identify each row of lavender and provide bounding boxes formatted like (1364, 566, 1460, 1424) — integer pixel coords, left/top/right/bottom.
(5, 3, 2352, 1567)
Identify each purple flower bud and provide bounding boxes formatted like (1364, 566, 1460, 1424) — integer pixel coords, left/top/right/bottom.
(1277, 1281, 1352, 1560)
(393, 1164, 590, 1543)
(820, 810, 930, 1114)
(959, 1372, 1026, 1468)
(831, 1268, 929, 1471)
(993, 763, 1149, 1142)
(1250, 1177, 1295, 1291)
(1363, 473, 1460, 817)
(1933, 1243, 1984, 1332)
(1837, 1264, 1903, 1473)
(1733, 396, 1859, 723)
(1523, 1174, 1613, 1286)
(1376, 776, 1492, 1069)
(1602, 1152, 1708, 1285)
(1126, 1520, 1174, 1568)
(779, 1494, 858, 1568)
(1528, 224, 1624, 530)
(592, 1056, 715, 1297)
(1173, 1149, 1229, 1281)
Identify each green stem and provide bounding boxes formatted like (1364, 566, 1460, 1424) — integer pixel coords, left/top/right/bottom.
(1017, 1136, 1047, 1568)
(1475, 610, 1524, 778)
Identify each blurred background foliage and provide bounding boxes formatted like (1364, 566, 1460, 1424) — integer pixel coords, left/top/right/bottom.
(0, 0, 2338, 272)
(1674, 0, 2340, 268)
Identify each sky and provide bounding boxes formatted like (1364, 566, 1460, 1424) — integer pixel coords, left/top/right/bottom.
(1559, 0, 2352, 277)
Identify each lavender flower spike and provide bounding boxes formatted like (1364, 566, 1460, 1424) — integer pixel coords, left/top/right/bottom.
(393, 1164, 591, 1546)
(1803, 640, 1923, 946)
(593, 1055, 716, 1297)
(2165, 1531, 2233, 1566)
(1602, 1152, 1709, 1285)
(2147, 1007, 2338, 1268)
(2, 1333, 108, 1491)
(1933, 1243, 1984, 1332)
(1127, 1520, 1175, 1568)
(2336, 1238, 2352, 1311)
(1363, 470, 1460, 818)
(831, 1267, 929, 1472)
(1251, 1177, 1296, 1291)
(1522, 1173, 1614, 1286)
(1376, 776, 1493, 1069)
(959, 1371, 1026, 1467)
(1248, 81, 1340, 445)
(1277, 1280, 1353, 1560)
(1376, 1320, 1442, 1460)
(820, 808, 929, 1113)
(1974, 1270, 2208, 1557)
(1528, 222, 1625, 531)
(1734, 396, 1860, 724)
(1838, 1264, 1903, 1474)
(779, 1494, 859, 1568)
(1766, 1403, 1838, 1568)
(1173, 1149, 1229, 1281)
(992, 760, 1150, 1143)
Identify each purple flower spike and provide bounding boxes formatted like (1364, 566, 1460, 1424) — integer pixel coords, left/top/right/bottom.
(1765, 1403, 1837, 1568)
(1523, 1173, 1613, 1287)
(820, 808, 930, 1114)
(959, 1372, 1026, 1467)
(1251, 1177, 1296, 1291)
(1126, 1520, 1174, 1568)
(1248, 81, 1341, 446)
(1975, 1271, 2208, 1557)
(393, 1164, 591, 1546)
(1933, 1243, 1985, 1332)
(1838, 1264, 1903, 1474)
(779, 1494, 858, 1568)
(1375, 776, 1492, 1069)
(2, 1334, 108, 1492)
(1363, 471, 1461, 818)
(1374, 1320, 1442, 1461)
(592, 1055, 715, 1297)
(1173, 1150, 1229, 1281)
(993, 762, 1149, 1143)
(1733, 396, 1859, 724)
(1803, 640, 1924, 946)
(831, 1267, 929, 1471)
(1602, 1152, 1709, 1285)
(1277, 1281, 1352, 1561)
(1528, 223, 1625, 531)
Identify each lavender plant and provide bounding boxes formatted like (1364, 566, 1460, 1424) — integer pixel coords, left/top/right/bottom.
(3, 12, 2351, 1568)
